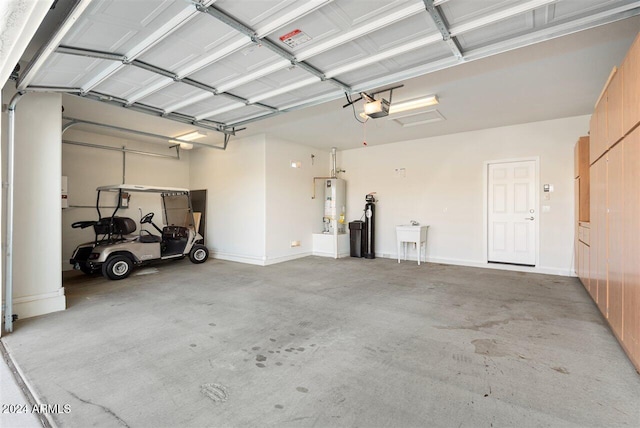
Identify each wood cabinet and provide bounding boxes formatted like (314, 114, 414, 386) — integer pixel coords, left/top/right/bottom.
(622, 126, 640, 368)
(583, 31, 640, 372)
(622, 34, 640, 135)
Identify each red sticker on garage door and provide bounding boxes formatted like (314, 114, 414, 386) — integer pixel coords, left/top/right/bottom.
(279, 29, 311, 48)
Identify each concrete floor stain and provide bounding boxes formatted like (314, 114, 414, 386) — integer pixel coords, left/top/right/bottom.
(200, 383, 229, 403)
(471, 339, 509, 357)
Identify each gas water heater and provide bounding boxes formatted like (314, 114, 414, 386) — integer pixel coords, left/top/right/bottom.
(323, 178, 346, 234)
(364, 194, 376, 259)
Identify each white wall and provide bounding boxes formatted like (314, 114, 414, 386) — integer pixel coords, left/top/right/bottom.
(1, 91, 65, 319)
(61, 129, 190, 271)
(265, 136, 327, 264)
(339, 115, 589, 276)
(189, 134, 266, 265)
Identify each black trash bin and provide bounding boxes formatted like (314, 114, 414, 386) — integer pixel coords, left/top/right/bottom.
(349, 221, 365, 258)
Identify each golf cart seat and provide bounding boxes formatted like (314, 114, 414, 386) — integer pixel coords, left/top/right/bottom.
(94, 216, 137, 236)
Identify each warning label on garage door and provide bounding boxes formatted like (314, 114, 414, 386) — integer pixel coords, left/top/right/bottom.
(279, 29, 311, 48)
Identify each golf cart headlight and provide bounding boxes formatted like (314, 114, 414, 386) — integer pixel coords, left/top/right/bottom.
(88, 253, 100, 260)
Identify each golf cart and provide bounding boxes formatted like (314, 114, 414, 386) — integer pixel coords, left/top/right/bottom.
(69, 184, 208, 280)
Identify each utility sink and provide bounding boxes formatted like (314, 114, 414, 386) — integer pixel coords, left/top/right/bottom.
(396, 225, 429, 265)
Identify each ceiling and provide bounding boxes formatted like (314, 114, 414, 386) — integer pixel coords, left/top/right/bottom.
(13, 0, 640, 150)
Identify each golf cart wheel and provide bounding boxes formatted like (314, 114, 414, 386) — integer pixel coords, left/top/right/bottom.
(102, 255, 133, 280)
(189, 245, 209, 264)
(79, 263, 99, 275)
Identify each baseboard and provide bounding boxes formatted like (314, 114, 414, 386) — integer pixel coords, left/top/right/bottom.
(312, 250, 350, 258)
(212, 251, 266, 266)
(264, 252, 312, 266)
(214, 251, 337, 266)
(12, 288, 66, 320)
(376, 253, 574, 276)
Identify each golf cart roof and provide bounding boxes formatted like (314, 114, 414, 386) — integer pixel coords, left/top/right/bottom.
(96, 184, 190, 193)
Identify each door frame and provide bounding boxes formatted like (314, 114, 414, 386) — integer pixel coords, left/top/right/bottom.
(483, 156, 540, 267)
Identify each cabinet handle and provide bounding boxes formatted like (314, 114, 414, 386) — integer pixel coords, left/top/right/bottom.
(525, 217, 535, 220)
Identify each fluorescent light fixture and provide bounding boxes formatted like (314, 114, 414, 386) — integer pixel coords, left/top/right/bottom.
(179, 131, 207, 141)
(361, 95, 439, 119)
(389, 95, 439, 114)
(170, 130, 207, 150)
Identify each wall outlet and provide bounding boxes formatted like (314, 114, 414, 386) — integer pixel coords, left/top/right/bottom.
(290, 240, 301, 247)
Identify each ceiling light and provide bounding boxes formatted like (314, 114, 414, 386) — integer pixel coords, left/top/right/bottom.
(169, 130, 207, 150)
(389, 95, 439, 114)
(360, 95, 439, 119)
(178, 131, 207, 141)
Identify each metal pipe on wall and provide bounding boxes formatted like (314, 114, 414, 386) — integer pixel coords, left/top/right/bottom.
(330, 147, 337, 178)
(4, 92, 25, 333)
(62, 140, 180, 159)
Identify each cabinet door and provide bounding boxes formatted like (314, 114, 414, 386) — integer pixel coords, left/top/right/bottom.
(575, 178, 579, 276)
(608, 143, 624, 335)
(574, 141, 580, 179)
(622, 35, 640, 135)
(582, 244, 590, 293)
(607, 69, 624, 146)
(590, 112, 599, 164)
(623, 127, 640, 363)
(591, 99, 608, 163)
(575, 137, 590, 222)
(590, 157, 607, 312)
(579, 241, 590, 292)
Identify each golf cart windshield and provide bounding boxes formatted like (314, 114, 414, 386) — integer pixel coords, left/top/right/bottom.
(162, 192, 195, 228)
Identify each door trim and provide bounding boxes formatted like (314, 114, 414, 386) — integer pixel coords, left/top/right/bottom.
(483, 157, 540, 267)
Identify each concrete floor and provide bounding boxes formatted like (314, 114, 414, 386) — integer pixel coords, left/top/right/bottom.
(2, 256, 640, 427)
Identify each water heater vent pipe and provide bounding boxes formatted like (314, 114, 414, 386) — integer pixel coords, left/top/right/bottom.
(330, 147, 337, 178)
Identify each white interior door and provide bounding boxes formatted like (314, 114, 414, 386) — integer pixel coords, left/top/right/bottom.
(488, 160, 536, 266)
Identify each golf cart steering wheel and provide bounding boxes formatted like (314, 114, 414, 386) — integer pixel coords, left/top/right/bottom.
(140, 212, 154, 224)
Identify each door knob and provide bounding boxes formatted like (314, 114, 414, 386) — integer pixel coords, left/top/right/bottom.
(525, 216, 534, 220)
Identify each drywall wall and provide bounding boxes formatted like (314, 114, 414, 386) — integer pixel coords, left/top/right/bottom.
(265, 137, 327, 264)
(189, 134, 266, 265)
(1, 91, 65, 319)
(61, 129, 190, 271)
(339, 115, 590, 276)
